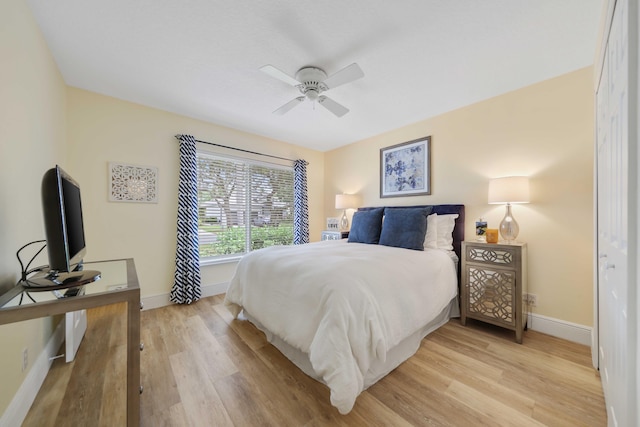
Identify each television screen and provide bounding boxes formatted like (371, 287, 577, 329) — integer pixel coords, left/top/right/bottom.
(23, 165, 100, 289)
(60, 175, 85, 269)
(42, 165, 87, 273)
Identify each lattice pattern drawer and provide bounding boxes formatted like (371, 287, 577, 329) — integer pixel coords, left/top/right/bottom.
(467, 266, 515, 325)
(466, 246, 515, 266)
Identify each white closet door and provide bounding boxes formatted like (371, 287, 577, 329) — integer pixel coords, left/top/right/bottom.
(595, 0, 637, 425)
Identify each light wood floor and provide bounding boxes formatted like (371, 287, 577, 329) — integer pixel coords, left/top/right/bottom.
(24, 295, 606, 426)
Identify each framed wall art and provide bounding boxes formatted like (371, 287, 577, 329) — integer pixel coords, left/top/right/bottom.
(380, 136, 431, 198)
(109, 162, 158, 203)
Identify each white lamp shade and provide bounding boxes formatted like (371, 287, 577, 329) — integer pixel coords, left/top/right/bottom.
(488, 176, 530, 204)
(335, 194, 361, 210)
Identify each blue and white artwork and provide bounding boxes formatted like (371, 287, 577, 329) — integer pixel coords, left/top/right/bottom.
(380, 136, 431, 197)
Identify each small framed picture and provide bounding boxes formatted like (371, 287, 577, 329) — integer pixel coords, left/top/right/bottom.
(476, 219, 488, 241)
(326, 217, 340, 231)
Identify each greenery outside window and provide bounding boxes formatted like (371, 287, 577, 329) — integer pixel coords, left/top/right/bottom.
(197, 151, 294, 260)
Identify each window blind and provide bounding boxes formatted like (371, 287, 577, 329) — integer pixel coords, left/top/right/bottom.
(196, 151, 294, 260)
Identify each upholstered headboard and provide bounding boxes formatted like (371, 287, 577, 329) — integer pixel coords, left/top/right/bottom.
(359, 204, 465, 281)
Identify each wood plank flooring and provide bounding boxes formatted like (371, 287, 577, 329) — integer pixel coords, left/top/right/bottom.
(24, 295, 606, 426)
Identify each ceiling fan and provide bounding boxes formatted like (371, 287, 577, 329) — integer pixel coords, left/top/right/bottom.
(260, 63, 364, 117)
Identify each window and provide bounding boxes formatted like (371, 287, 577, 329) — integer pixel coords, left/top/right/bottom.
(196, 151, 294, 261)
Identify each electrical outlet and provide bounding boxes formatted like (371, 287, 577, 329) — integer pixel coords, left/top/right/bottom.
(22, 347, 28, 372)
(524, 293, 538, 307)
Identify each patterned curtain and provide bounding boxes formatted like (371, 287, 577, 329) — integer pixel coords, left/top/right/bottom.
(170, 134, 202, 304)
(293, 159, 309, 245)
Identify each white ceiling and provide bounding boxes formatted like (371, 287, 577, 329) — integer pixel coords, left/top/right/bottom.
(27, 0, 603, 152)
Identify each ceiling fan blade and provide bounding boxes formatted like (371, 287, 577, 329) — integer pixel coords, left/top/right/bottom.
(318, 96, 349, 117)
(260, 65, 301, 86)
(322, 63, 364, 89)
(273, 96, 305, 115)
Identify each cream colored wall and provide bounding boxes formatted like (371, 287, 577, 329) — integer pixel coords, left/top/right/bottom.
(66, 88, 325, 299)
(324, 68, 594, 326)
(0, 0, 68, 415)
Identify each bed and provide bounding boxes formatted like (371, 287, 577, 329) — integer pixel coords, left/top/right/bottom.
(224, 204, 465, 414)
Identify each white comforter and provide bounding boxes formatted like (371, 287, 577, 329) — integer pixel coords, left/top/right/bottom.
(224, 240, 458, 414)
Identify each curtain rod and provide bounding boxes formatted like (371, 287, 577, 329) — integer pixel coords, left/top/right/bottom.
(174, 134, 297, 163)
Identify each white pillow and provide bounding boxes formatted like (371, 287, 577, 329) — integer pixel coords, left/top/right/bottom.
(436, 214, 459, 250)
(424, 213, 459, 250)
(424, 213, 438, 249)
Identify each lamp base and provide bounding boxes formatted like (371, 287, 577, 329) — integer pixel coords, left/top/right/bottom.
(340, 210, 349, 231)
(499, 204, 519, 242)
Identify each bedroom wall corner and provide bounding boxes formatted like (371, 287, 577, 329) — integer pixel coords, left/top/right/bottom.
(0, 0, 68, 420)
(323, 67, 595, 329)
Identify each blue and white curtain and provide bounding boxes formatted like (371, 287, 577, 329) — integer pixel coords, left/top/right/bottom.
(170, 134, 202, 304)
(293, 159, 309, 245)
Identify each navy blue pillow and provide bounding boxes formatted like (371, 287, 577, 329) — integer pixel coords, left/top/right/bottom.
(347, 208, 384, 244)
(378, 207, 432, 250)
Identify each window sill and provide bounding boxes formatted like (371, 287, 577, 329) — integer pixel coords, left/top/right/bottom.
(200, 255, 242, 267)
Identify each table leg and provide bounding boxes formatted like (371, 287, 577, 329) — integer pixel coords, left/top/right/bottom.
(127, 296, 141, 426)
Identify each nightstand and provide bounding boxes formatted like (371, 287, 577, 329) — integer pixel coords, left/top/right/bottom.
(321, 230, 349, 241)
(461, 241, 528, 343)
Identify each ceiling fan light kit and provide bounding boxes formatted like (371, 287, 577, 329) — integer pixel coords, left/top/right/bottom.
(260, 63, 364, 117)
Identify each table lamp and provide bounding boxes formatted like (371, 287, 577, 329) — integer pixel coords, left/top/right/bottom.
(488, 176, 530, 242)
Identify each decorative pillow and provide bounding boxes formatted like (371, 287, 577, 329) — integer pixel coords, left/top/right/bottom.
(435, 214, 459, 250)
(378, 207, 432, 250)
(424, 213, 438, 249)
(347, 208, 384, 244)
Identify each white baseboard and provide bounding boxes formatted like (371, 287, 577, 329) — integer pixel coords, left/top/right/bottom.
(527, 312, 592, 346)
(0, 320, 65, 427)
(141, 281, 229, 311)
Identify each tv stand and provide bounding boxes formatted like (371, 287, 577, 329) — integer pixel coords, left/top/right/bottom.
(0, 259, 140, 426)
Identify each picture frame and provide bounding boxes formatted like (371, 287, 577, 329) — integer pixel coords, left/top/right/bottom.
(475, 219, 488, 241)
(326, 217, 340, 231)
(380, 136, 431, 198)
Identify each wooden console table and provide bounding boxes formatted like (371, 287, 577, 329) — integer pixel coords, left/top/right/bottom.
(0, 258, 140, 426)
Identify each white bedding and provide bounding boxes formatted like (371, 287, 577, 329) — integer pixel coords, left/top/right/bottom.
(224, 239, 458, 414)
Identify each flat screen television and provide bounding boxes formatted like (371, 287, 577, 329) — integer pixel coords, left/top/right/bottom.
(24, 165, 100, 289)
